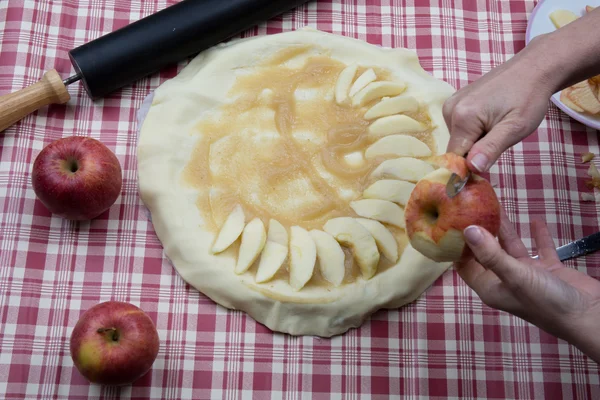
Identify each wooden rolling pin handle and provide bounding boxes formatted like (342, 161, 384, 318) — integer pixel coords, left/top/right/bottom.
(0, 69, 71, 132)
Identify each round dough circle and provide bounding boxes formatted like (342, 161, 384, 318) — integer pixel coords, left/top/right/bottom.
(137, 28, 456, 337)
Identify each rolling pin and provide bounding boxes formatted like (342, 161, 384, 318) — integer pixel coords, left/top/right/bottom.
(0, 0, 311, 132)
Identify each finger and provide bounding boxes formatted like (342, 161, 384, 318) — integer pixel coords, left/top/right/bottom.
(465, 121, 524, 173)
(446, 105, 486, 157)
(531, 219, 559, 261)
(463, 225, 528, 289)
(497, 208, 529, 259)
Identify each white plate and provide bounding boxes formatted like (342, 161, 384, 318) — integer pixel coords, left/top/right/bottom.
(526, 0, 600, 130)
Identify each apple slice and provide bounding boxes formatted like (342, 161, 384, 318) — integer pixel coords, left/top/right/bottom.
(288, 226, 317, 290)
(363, 179, 416, 206)
(363, 95, 419, 120)
(348, 68, 377, 97)
(368, 115, 427, 138)
(567, 80, 600, 114)
(255, 219, 288, 283)
(344, 151, 365, 167)
(560, 88, 584, 112)
(355, 218, 398, 262)
(235, 217, 267, 274)
(309, 229, 345, 286)
(350, 199, 405, 229)
(586, 5, 596, 13)
(352, 81, 407, 107)
(323, 217, 380, 279)
(211, 204, 246, 254)
(335, 63, 358, 105)
(365, 134, 431, 159)
(370, 157, 435, 182)
(549, 9, 578, 29)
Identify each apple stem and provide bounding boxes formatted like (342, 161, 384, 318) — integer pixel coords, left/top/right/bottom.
(97, 327, 119, 341)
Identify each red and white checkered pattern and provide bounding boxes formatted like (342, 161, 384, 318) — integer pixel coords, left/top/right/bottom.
(1, 0, 599, 398)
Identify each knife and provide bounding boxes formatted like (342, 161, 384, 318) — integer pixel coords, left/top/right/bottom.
(532, 231, 600, 262)
(445, 172, 470, 198)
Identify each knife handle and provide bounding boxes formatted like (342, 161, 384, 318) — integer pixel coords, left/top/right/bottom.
(0, 69, 70, 132)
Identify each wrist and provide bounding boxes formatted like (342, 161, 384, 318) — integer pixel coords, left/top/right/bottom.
(564, 307, 600, 364)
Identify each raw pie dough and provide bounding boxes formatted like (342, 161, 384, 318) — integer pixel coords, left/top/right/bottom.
(137, 28, 456, 337)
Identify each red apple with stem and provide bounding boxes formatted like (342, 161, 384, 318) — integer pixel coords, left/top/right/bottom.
(70, 301, 160, 386)
(31, 136, 122, 220)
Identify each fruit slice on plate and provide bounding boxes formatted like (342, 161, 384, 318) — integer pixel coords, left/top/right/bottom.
(370, 157, 435, 182)
(255, 219, 289, 283)
(355, 218, 398, 263)
(349, 68, 377, 97)
(365, 134, 431, 159)
(567, 80, 600, 114)
(586, 5, 596, 13)
(350, 199, 405, 229)
(211, 204, 246, 254)
(323, 217, 380, 279)
(235, 217, 267, 274)
(288, 226, 317, 291)
(549, 9, 579, 29)
(309, 229, 346, 287)
(368, 115, 427, 138)
(335, 63, 358, 105)
(560, 88, 585, 113)
(363, 179, 416, 206)
(363, 95, 419, 120)
(352, 81, 407, 107)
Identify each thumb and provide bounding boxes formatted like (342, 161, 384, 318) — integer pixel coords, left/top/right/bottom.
(465, 122, 523, 173)
(463, 225, 526, 288)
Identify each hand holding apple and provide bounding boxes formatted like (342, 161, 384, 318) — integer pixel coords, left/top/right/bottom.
(404, 153, 501, 262)
(70, 301, 160, 386)
(31, 136, 122, 220)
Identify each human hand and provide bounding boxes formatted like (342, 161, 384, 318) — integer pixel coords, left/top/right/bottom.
(456, 210, 600, 363)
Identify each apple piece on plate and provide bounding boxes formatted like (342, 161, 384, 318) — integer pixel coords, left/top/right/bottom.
(586, 5, 596, 13)
(567, 80, 600, 114)
(368, 115, 427, 138)
(309, 229, 346, 286)
(363, 179, 416, 206)
(404, 153, 501, 262)
(31, 136, 122, 220)
(363, 95, 420, 120)
(549, 9, 579, 29)
(70, 301, 160, 386)
(352, 81, 407, 107)
(323, 217, 380, 279)
(370, 157, 435, 182)
(560, 88, 585, 112)
(288, 226, 317, 290)
(350, 199, 406, 229)
(255, 219, 288, 283)
(235, 217, 267, 274)
(335, 63, 358, 105)
(355, 218, 398, 263)
(349, 68, 377, 97)
(211, 204, 246, 254)
(365, 134, 431, 159)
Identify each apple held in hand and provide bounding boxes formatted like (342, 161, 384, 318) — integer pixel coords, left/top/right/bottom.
(31, 136, 122, 220)
(70, 301, 160, 386)
(404, 153, 501, 262)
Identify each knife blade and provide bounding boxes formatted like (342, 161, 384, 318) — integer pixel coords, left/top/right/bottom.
(531, 231, 600, 261)
(445, 172, 470, 198)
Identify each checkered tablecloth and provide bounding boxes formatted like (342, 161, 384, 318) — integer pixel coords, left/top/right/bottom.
(1, 0, 599, 398)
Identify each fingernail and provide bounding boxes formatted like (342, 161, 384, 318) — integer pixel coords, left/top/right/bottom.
(464, 225, 483, 245)
(470, 153, 488, 172)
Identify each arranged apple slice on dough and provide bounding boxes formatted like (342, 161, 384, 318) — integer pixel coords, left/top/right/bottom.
(365, 134, 431, 159)
(352, 81, 406, 107)
(368, 115, 427, 138)
(370, 157, 435, 182)
(211, 205, 246, 254)
(350, 199, 405, 229)
(323, 217, 380, 279)
(235, 217, 267, 274)
(335, 63, 358, 105)
(255, 219, 288, 283)
(348, 68, 377, 97)
(363, 95, 419, 120)
(355, 218, 398, 262)
(363, 179, 416, 206)
(309, 229, 345, 287)
(289, 226, 317, 291)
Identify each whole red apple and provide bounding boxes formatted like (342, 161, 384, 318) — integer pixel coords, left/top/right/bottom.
(404, 153, 501, 262)
(70, 301, 160, 386)
(31, 136, 122, 220)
